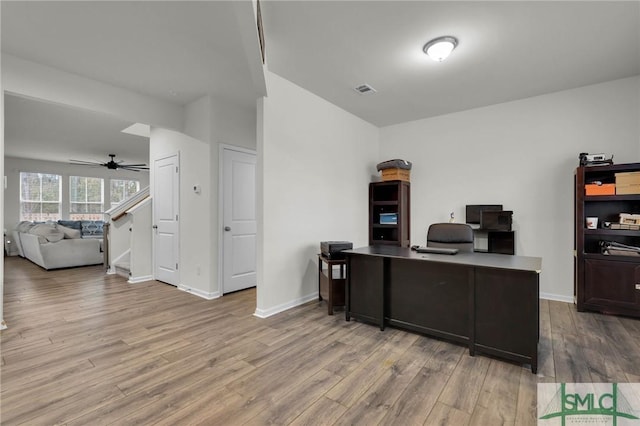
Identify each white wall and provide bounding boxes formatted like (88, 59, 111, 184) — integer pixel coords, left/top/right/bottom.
(379, 76, 640, 301)
(257, 71, 379, 317)
(183, 94, 258, 299)
(211, 98, 257, 150)
(2, 54, 183, 131)
(150, 127, 213, 298)
(4, 156, 149, 231)
(184, 96, 212, 144)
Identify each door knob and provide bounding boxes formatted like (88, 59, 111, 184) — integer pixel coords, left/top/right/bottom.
(152, 225, 158, 229)
(224, 226, 231, 231)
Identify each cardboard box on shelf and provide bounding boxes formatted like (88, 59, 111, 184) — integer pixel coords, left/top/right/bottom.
(616, 184, 640, 195)
(619, 213, 640, 225)
(615, 171, 640, 185)
(615, 172, 640, 194)
(381, 168, 410, 182)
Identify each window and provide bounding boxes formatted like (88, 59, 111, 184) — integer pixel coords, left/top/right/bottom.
(110, 179, 140, 208)
(70, 176, 104, 220)
(20, 172, 62, 221)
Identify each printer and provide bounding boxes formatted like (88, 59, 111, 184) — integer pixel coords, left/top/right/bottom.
(320, 241, 353, 260)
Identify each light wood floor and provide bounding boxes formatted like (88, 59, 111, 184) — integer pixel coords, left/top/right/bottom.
(1, 257, 639, 425)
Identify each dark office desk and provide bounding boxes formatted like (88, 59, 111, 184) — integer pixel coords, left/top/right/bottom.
(344, 245, 542, 373)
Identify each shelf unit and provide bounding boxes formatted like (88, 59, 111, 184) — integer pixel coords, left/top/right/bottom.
(369, 181, 410, 247)
(472, 230, 515, 255)
(317, 254, 346, 315)
(575, 163, 640, 317)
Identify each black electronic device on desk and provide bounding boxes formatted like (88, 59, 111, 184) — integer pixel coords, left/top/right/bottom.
(320, 241, 353, 260)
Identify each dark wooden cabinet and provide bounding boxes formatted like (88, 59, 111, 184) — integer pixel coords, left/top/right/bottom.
(345, 253, 385, 329)
(387, 258, 470, 342)
(575, 163, 640, 317)
(583, 258, 640, 315)
(369, 181, 410, 247)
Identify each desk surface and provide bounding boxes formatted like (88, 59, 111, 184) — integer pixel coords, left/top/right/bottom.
(345, 245, 542, 273)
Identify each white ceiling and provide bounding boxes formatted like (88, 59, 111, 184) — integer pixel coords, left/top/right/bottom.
(262, 1, 640, 126)
(2, 1, 640, 163)
(4, 94, 148, 165)
(1, 1, 255, 106)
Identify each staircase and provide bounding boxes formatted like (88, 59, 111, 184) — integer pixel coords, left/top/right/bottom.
(113, 253, 131, 279)
(104, 187, 153, 283)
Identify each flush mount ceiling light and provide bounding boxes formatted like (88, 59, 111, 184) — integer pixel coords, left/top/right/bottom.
(423, 36, 458, 62)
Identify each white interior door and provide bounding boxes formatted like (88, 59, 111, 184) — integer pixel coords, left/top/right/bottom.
(153, 154, 179, 286)
(222, 148, 256, 294)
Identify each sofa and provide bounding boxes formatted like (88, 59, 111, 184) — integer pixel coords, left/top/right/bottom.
(13, 220, 104, 270)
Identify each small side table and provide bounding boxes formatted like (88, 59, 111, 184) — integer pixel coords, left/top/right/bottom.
(318, 254, 346, 315)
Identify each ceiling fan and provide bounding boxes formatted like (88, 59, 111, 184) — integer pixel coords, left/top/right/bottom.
(69, 154, 149, 172)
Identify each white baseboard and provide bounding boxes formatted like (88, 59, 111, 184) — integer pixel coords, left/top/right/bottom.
(128, 275, 153, 284)
(1, 320, 7, 330)
(178, 285, 220, 300)
(254, 292, 319, 318)
(540, 292, 574, 303)
(106, 267, 117, 275)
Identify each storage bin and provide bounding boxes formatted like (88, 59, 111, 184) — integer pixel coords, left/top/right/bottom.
(585, 183, 615, 196)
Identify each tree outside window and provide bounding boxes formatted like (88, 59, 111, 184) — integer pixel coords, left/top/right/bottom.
(110, 179, 140, 208)
(70, 176, 104, 220)
(20, 172, 62, 222)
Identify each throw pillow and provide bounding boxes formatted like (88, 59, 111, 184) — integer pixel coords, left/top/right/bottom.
(28, 224, 64, 243)
(81, 220, 104, 237)
(57, 224, 82, 239)
(58, 220, 82, 231)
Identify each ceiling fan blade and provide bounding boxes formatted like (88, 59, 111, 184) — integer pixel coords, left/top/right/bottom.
(69, 161, 104, 167)
(119, 163, 148, 167)
(119, 166, 149, 171)
(69, 159, 101, 165)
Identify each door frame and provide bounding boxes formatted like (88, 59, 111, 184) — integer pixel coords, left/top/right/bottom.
(218, 144, 257, 296)
(153, 151, 180, 286)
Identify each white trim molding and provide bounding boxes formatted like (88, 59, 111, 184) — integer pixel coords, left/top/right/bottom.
(178, 284, 220, 300)
(128, 275, 154, 284)
(254, 292, 318, 319)
(539, 292, 574, 304)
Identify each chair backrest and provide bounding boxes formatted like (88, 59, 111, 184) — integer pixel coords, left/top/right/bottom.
(426, 223, 474, 253)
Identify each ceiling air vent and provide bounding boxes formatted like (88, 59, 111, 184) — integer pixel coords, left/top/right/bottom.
(354, 83, 377, 95)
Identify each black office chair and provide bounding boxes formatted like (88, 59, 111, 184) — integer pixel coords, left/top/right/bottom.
(426, 223, 474, 253)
